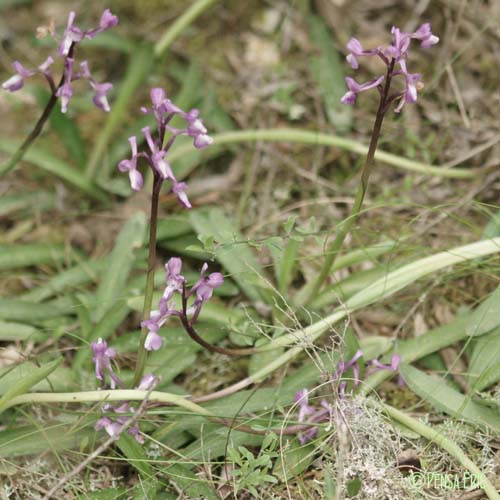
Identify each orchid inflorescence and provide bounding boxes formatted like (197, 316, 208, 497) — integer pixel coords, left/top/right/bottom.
(341, 23, 439, 112)
(117, 87, 214, 204)
(293, 351, 402, 443)
(91, 338, 158, 443)
(141, 257, 224, 352)
(2, 9, 118, 113)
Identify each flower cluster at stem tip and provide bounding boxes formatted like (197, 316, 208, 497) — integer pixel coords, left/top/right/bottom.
(341, 23, 439, 112)
(118, 88, 213, 204)
(141, 257, 224, 351)
(2, 9, 118, 113)
(91, 338, 158, 443)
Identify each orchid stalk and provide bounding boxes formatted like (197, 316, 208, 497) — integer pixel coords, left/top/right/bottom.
(297, 23, 439, 307)
(0, 9, 118, 176)
(116, 87, 213, 387)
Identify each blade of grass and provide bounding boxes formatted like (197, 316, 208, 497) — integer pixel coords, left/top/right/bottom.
(93, 213, 147, 322)
(167, 129, 482, 179)
(0, 138, 106, 200)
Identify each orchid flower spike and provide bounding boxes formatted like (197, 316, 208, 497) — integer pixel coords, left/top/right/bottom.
(2, 9, 118, 113)
(341, 22, 438, 111)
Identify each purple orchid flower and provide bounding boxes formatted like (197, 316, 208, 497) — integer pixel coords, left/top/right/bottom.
(2, 62, 35, 92)
(2, 9, 118, 113)
(95, 373, 158, 443)
(341, 22, 438, 111)
(91, 338, 124, 389)
(118, 136, 144, 192)
(141, 258, 223, 351)
(369, 354, 404, 385)
(345, 38, 380, 69)
(118, 88, 213, 204)
(294, 389, 333, 445)
(341, 76, 385, 105)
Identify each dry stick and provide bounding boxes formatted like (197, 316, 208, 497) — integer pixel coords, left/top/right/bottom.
(179, 285, 257, 356)
(41, 388, 154, 500)
(0, 44, 75, 176)
(297, 59, 396, 307)
(133, 174, 162, 387)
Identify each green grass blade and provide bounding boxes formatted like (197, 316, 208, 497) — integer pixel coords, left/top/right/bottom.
(0, 358, 61, 413)
(167, 129, 480, 179)
(307, 14, 351, 131)
(0, 243, 69, 270)
(0, 139, 106, 200)
(190, 208, 268, 302)
(154, 0, 219, 56)
(466, 282, 500, 336)
(400, 364, 500, 433)
(93, 212, 147, 322)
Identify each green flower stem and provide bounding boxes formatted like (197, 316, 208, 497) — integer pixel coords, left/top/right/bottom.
(133, 175, 162, 387)
(298, 60, 396, 306)
(168, 129, 480, 179)
(372, 400, 500, 500)
(154, 0, 219, 57)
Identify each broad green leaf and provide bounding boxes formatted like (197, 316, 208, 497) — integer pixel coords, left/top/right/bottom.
(0, 299, 67, 323)
(116, 433, 154, 478)
(482, 209, 500, 239)
(0, 363, 74, 395)
(312, 265, 390, 309)
(307, 14, 351, 131)
(466, 283, 500, 336)
(0, 191, 54, 217)
(93, 213, 146, 322)
(156, 214, 192, 241)
(0, 358, 61, 413)
(190, 208, 267, 302)
(272, 238, 299, 294)
(273, 438, 315, 481)
(0, 139, 106, 200)
(21, 258, 107, 303)
(162, 463, 219, 500)
(0, 244, 69, 270)
(0, 424, 95, 457)
(0, 321, 41, 341)
(468, 327, 500, 391)
(400, 364, 500, 433)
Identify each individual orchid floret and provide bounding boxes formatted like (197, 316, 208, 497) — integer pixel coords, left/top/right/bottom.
(118, 136, 143, 191)
(2, 9, 118, 114)
(2, 61, 35, 92)
(55, 57, 74, 113)
(341, 76, 384, 105)
(394, 60, 422, 112)
(411, 23, 439, 48)
(163, 257, 185, 301)
(294, 389, 333, 445)
(333, 349, 364, 387)
(188, 263, 224, 322)
(345, 38, 379, 69)
(91, 338, 124, 389)
(91, 81, 113, 112)
(369, 354, 404, 385)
